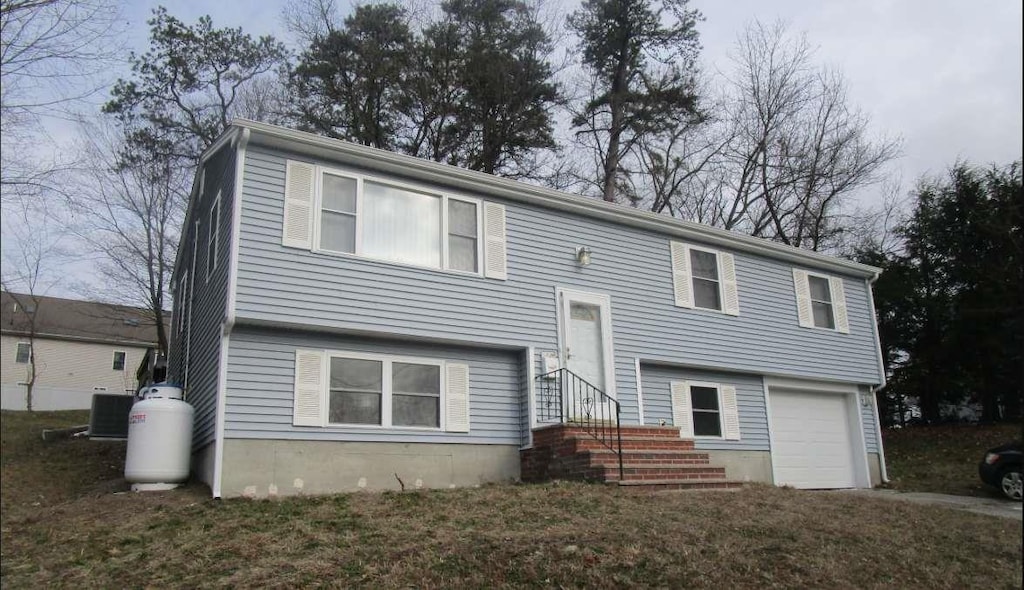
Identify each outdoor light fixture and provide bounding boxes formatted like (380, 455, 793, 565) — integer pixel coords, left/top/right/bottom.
(575, 246, 592, 266)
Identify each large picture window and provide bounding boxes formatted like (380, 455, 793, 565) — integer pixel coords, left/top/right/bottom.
(316, 170, 480, 274)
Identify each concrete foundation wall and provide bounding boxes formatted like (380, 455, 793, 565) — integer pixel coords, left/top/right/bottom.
(220, 439, 520, 498)
(868, 453, 883, 487)
(704, 450, 773, 484)
(192, 442, 216, 488)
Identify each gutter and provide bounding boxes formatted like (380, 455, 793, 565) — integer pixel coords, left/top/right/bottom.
(211, 127, 250, 499)
(231, 119, 882, 280)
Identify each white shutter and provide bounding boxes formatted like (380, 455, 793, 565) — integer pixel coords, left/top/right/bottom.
(793, 269, 814, 328)
(445, 363, 470, 432)
(720, 252, 740, 316)
(293, 349, 324, 427)
(830, 276, 850, 334)
(670, 241, 694, 308)
(282, 160, 315, 249)
(721, 385, 741, 440)
(670, 380, 694, 438)
(483, 202, 507, 280)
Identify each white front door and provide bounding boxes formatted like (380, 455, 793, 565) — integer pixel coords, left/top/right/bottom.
(558, 289, 616, 420)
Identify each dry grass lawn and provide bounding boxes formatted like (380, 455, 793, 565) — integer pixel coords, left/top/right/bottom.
(2, 411, 1021, 589)
(883, 422, 1022, 497)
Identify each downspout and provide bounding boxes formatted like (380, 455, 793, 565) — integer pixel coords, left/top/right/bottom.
(866, 272, 889, 483)
(183, 219, 200, 395)
(212, 127, 249, 499)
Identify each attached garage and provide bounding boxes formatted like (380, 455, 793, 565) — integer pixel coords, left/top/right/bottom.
(767, 379, 871, 489)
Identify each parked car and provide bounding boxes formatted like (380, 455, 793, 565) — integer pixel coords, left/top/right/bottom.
(979, 442, 1022, 501)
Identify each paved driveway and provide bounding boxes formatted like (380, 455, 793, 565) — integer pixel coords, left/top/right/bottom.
(840, 489, 1023, 521)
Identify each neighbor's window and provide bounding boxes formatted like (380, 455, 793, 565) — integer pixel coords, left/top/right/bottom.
(690, 385, 722, 437)
(808, 275, 835, 329)
(327, 354, 442, 428)
(15, 342, 30, 364)
(316, 170, 480, 274)
(690, 248, 721, 311)
(112, 350, 127, 371)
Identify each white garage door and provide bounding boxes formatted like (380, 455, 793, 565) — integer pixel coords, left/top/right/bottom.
(770, 389, 857, 489)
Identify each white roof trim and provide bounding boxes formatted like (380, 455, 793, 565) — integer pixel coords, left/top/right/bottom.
(226, 119, 881, 279)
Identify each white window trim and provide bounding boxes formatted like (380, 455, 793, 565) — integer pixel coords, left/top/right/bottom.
(687, 244, 726, 313)
(322, 350, 447, 431)
(177, 271, 189, 336)
(112, 350, 127, 371)
(311, 164, 485, 277)
(805, 270, 838, 331)
(206, 191, 221, 282)
(15, 341, 30, 364)
(688, 380, 725, 440)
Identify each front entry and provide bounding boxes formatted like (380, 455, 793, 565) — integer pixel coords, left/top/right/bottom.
(558, 289, 616, 420)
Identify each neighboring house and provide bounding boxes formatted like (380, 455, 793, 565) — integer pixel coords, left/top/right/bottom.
(1, 291, 161, 411)
(171, 120, 889, 499)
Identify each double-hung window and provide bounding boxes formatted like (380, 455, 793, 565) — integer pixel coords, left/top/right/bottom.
(792, 269, 849, 333)
(112, 350, 127, 371)
(689, 248, 722, 311)
(15, 342, 30, 364)
(808, 275, 835, 329)
(669, 241, 740, 316)
(689, 384, 722, 437)
(327, 354, 442, 428)
(670, 380, 741, 440)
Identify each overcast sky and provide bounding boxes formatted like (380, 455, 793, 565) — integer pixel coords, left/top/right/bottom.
(117, 0, 1022, 192)
(3, 0, 1021, 299)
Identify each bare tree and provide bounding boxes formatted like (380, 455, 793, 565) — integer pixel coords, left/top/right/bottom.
(0, 0, 123, 202)
(0, 200, 71, 410)
(282, 0, 339, 46)
(716, 20, 900, 251)
(71, 119, 188, 355)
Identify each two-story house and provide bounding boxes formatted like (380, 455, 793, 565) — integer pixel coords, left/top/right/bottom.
(171, 120, 888, 498)
(1, 291, 160, 410)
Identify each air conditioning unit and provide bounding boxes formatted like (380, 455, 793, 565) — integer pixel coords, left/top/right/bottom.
(89, 393, 136, 440)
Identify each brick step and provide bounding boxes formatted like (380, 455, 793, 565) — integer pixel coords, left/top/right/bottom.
(582, 449, 712, 466)
(540, 425, 683, 440)
(615, 479, 744, 491)
(568, 438, 696, 452)
(594, 466, 727, 482)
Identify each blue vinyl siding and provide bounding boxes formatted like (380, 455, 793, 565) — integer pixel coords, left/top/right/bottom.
(168, 146, 235, 450)
(235, 147, 880, 386)
(224, 327, 522, 445)
(639, 364, 770, 452)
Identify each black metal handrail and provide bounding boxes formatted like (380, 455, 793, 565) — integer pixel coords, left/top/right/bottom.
(535, 368, 623, 481)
